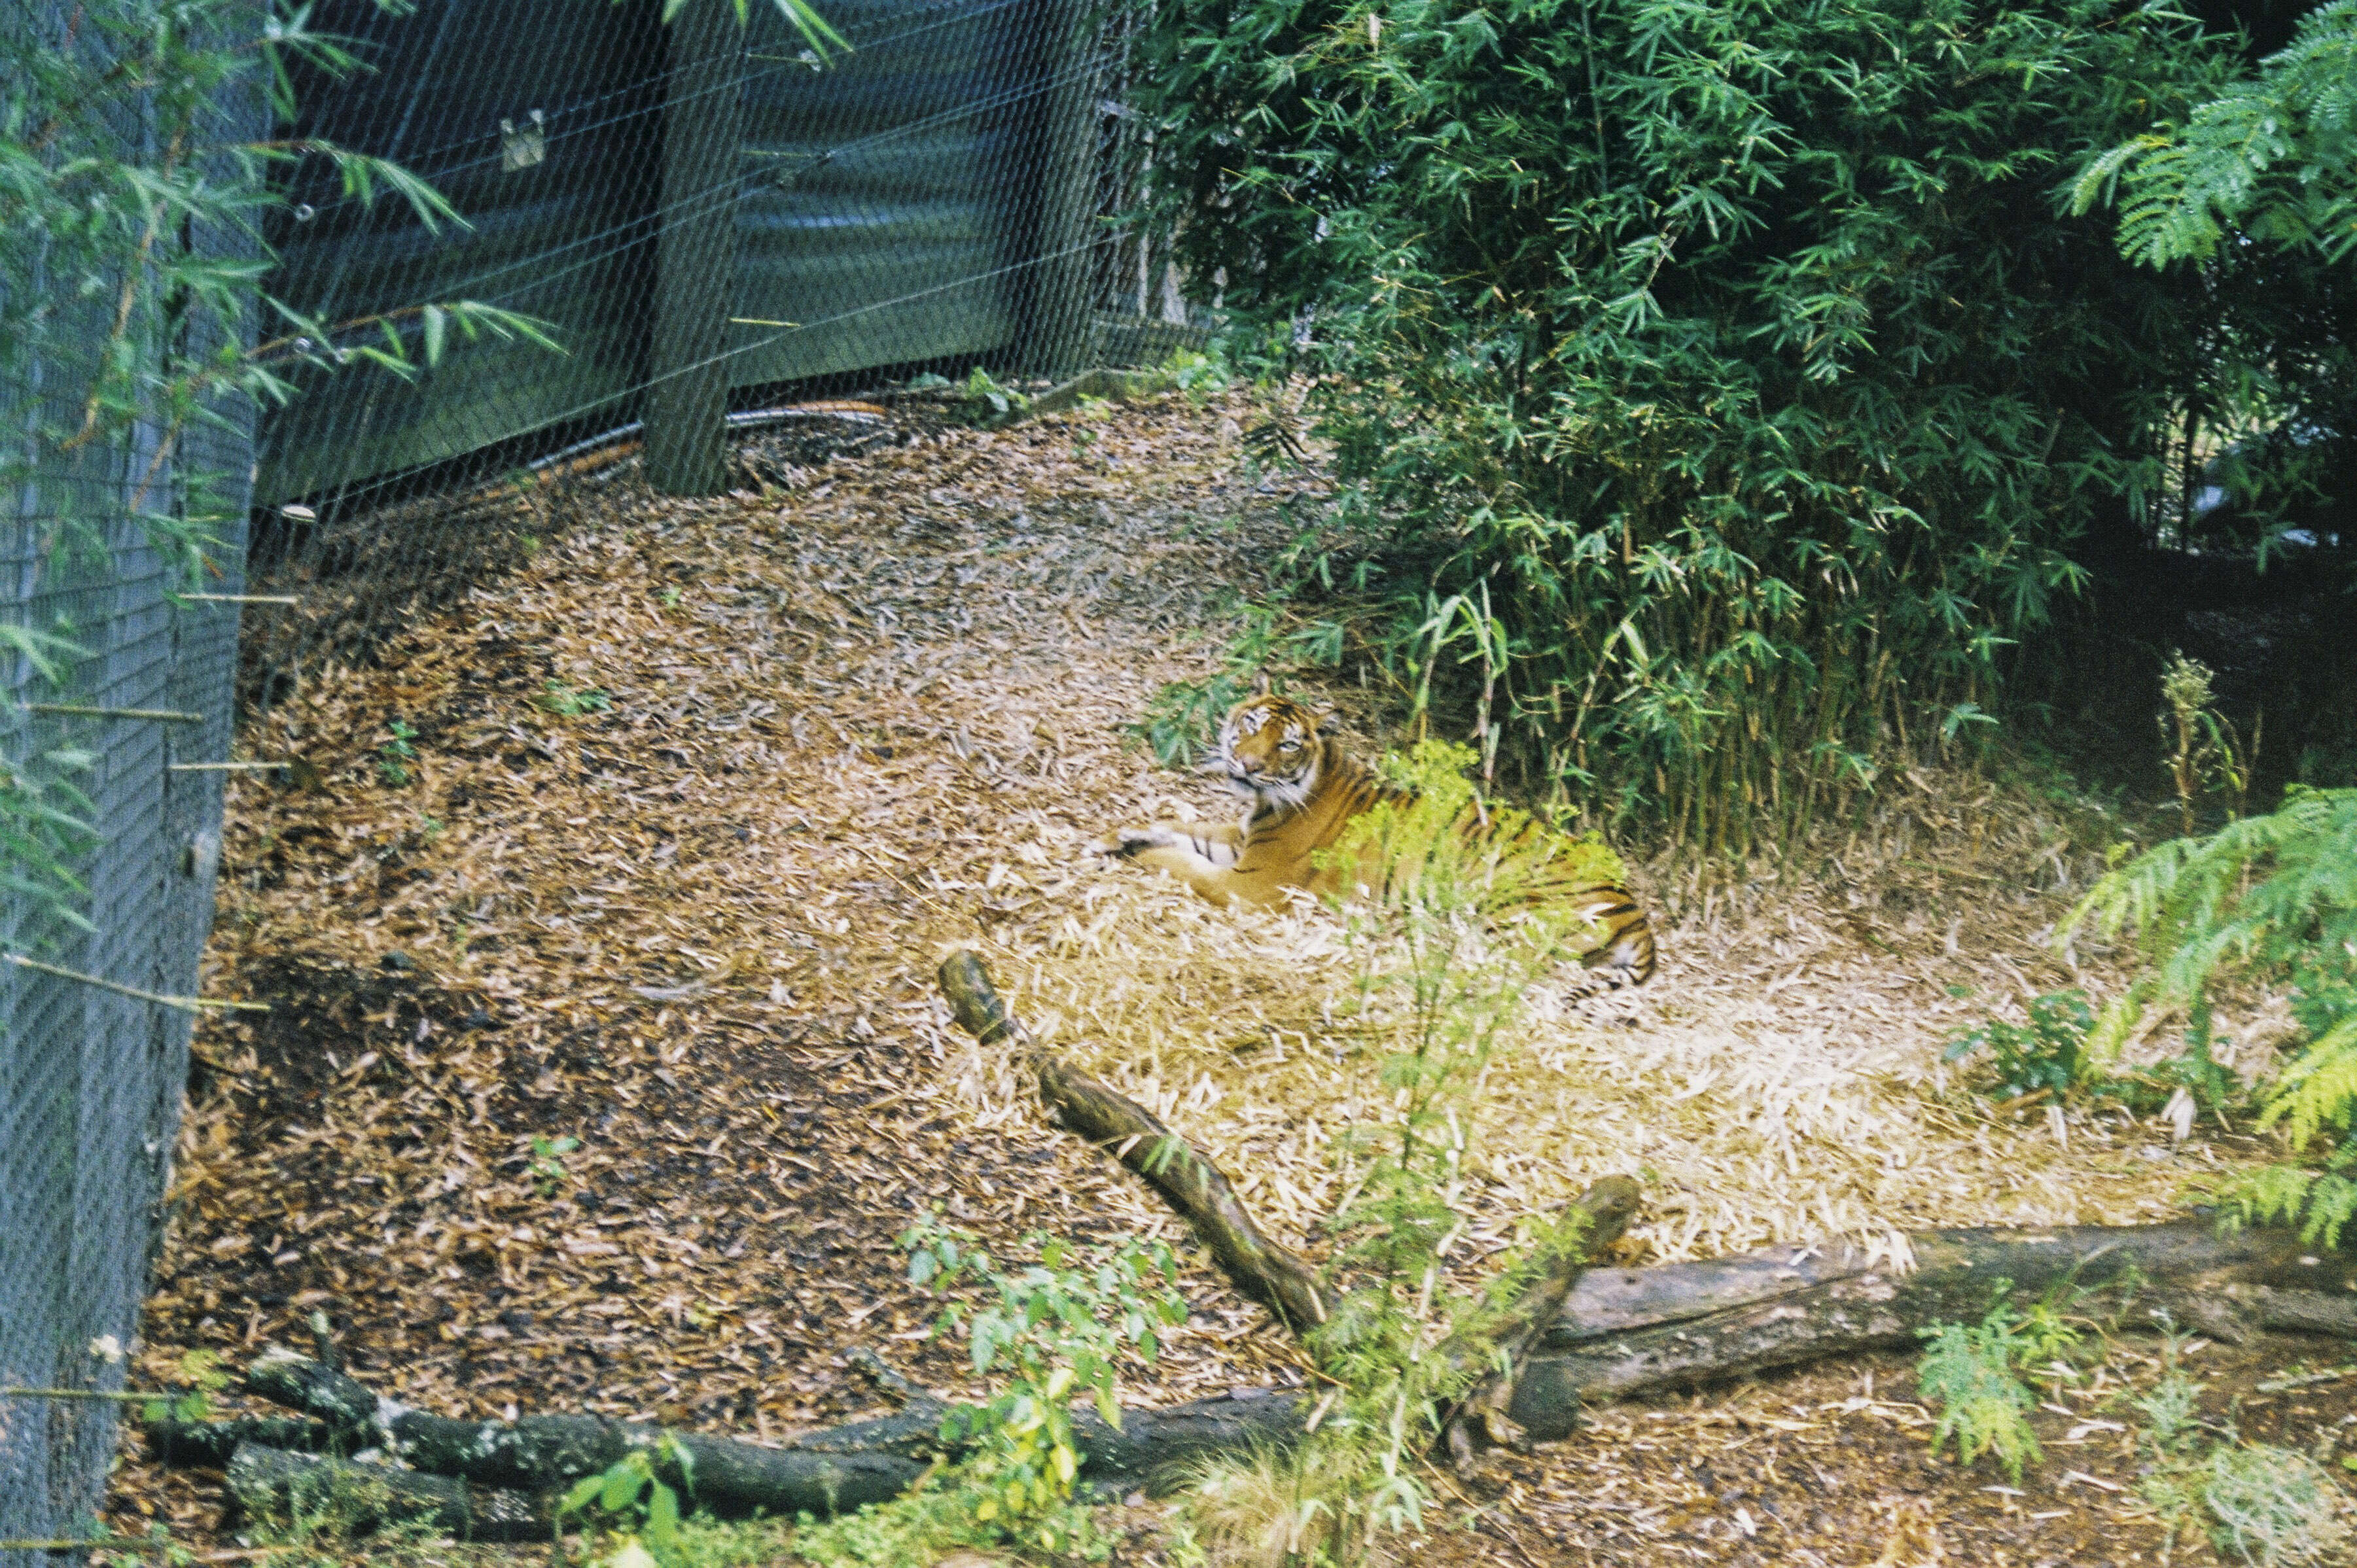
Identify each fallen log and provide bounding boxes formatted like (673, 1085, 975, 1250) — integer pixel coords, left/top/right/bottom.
(158, 1221, 2356, 1525)
(1508, 1217, 2357, 1440)
(157, 1349, 1311, 1520)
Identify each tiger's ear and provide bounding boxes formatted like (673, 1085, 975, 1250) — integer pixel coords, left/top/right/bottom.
(1316, 708, 1343, 737)
(1252, 669, 1272, 696)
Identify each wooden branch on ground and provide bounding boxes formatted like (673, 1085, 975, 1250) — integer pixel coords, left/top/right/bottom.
(939, 950, 1329, 1331)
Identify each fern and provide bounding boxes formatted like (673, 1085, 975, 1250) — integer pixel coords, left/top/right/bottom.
(2065, 786, 2357, 1244)
(1917, 1312, 2043, 1484)
(2072, 0, 2357, 264)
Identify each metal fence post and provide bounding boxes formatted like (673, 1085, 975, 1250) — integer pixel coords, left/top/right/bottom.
(1018, 0, 1105, 380)
(646, 0, 751, 497)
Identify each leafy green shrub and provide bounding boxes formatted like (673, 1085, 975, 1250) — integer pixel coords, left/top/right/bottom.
(1944, 990, 2096, 1102)
(1138, 0, 2277, 852)
(794, 1223, 1186, 1565)
(2066, 786, 2357, 1245)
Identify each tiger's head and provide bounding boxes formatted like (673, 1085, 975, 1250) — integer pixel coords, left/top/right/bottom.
(1213, 695, 1339, 810)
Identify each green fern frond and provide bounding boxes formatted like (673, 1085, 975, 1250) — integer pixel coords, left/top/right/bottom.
(1919, 1318, 2042, 1484)
(2066, 786, 2357, 1241)
(2080, 0, 2357, 263)
(2257, 1015, 2357, 1151)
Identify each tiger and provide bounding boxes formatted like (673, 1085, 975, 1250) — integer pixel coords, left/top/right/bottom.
(1097, 694, 1656, 988)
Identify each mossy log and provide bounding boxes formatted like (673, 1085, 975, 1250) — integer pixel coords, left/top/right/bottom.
(224, 1443, 556, 1541)
(159, 1349, 1309, 1521)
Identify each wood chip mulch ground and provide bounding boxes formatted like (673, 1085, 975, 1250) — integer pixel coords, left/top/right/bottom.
(97, 388, 2353, 1566)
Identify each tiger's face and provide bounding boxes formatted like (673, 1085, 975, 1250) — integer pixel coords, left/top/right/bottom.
(1214, 696, 1334, 810)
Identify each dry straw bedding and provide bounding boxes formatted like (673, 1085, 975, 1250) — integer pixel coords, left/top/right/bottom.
(122, 387, 2292, 1549)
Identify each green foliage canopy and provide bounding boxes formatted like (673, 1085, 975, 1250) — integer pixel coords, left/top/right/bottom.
(2074, 0, 2357, 264)
(1141, 0, 2249, 849)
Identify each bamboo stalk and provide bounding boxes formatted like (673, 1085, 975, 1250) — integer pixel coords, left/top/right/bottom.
(1, 953, 268, 1012)
(24, 703, 205, 723)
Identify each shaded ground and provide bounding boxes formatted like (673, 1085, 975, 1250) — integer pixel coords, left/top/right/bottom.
(100, 389, 2353, 1564)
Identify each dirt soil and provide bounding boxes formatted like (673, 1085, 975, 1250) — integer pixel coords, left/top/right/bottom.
(99, 389, 2354, 1565)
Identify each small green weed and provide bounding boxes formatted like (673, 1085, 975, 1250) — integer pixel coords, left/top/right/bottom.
(2131, 1330, 2352, 1566)
(542, 681, 612, 717)
(529, 1134, 581, 1197)
(1164, 347, 1232, 400)
(2159, 651, 2253, 837)
(925, 366, 1028, 427)
(1917, 1299, 2043, 1483)
(558, 1438, 692, 1568)
(2201, 1444, 2350, 1565)
(376, 720, 419, 787)
(137, 1349, 229, 1427)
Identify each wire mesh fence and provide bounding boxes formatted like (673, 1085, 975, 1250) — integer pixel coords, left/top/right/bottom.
(241, 0, 1196, 712)
(1, 1, 257, 1557)
(4, 0, 1187, 1556)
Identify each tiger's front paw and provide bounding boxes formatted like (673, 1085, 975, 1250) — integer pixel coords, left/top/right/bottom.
(1097, 826, 1173, 860)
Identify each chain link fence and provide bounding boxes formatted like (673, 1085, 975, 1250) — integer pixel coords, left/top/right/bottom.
(1, 0, 258, 1556)
(4, 0, 1184, 1556)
